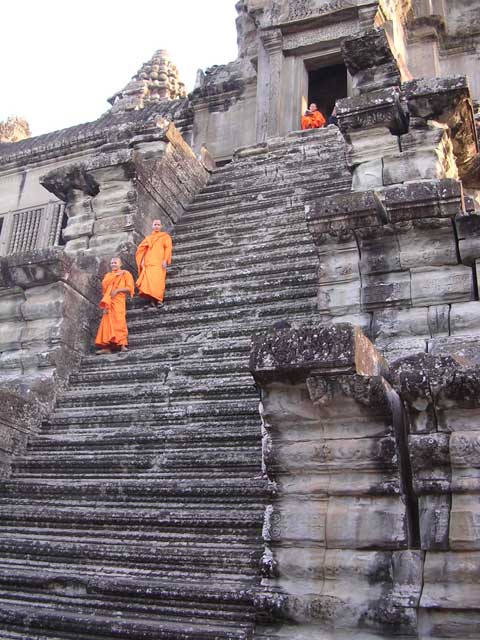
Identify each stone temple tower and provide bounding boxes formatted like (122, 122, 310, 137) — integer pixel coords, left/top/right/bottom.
(109, 49, 187, 113)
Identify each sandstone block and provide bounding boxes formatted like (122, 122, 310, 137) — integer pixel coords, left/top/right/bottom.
(383, 149, 451, 185)
(352, 159, 384, 191)
(326, 496, 408, 549)
(410, 265, 473, 306)
(361, 270, 411, 310)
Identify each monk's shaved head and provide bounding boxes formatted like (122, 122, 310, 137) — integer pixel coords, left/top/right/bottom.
(152, 219, 162, 232)
(110, 256, 122, 270)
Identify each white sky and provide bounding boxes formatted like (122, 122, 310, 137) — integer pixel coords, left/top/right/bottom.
(0, 0, 239, 137)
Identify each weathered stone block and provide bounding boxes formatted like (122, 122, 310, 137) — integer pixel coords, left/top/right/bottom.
(384, 178, 464, 223)
(352, 159, 384, 190)
(361, 271, 411, 310)
(317, 245, 360, 284)
(410, 265, 473, 306)
(373, 307, 429, 343)
(306, 190, 387, 238)
(455, 213, 480, 265)
(450, 493, 480, 550)
(250, 324, 386, 384)
(418, 494, 451, 550)
(383, 149, 454, 185)
(449, 301, 480, 336)
(326, 496, 408, 549)
(346, 127, 399, 167)
(0, 321, 22, 352)
(341, 28, 401, 95)
(0, 290, 23, 321)
(357, 225, 401, 274)
(396, 218, 458, 269)
(0, 389, 41, 473)
(267, 498, 327, 544)
(420, 551, 480, 610)
(427, 305, 451, 336)
(318, 281, 361, 316)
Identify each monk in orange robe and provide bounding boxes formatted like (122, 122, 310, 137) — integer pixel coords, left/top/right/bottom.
(135, 219, 172, 309)
(95, 257, 135, 354)
(301, 103, 326, 130)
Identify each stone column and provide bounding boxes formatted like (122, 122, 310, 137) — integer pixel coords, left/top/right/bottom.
(250, 323, 422, 638)
(256, 29, 284, 142)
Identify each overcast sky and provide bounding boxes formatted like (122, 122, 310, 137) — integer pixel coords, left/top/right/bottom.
(0, 0, 239, 137)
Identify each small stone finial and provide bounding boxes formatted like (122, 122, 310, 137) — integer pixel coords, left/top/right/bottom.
(0, 116, 31, 143)
(109, 50, 187, 113)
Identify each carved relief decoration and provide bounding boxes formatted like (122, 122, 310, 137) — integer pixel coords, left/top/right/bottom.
(271, 0, 355, 23)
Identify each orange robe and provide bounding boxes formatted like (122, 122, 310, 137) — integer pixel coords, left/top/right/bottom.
(135, 231, 172, 303)
(95, 270, 135, 348)
(301, 110, 326, 130)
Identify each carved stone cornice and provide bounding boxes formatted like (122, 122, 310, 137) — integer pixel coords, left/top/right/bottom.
(384, 178, 465, 223)
(250, 323, 387, 384)
(305, 190, 387, 241)
(260, 28, 283, 53)
(337, 87, 409, 135)
(387, 353, 480, 432)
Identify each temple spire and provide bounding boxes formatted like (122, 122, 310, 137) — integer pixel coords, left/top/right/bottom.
(0, 116, 30, 143)
(109, 49, 186, 113)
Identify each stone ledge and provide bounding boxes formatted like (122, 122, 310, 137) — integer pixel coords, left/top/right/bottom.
(250, 323, 387, 384)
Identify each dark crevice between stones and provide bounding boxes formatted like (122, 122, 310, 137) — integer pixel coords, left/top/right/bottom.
(385, 381, 420, 549)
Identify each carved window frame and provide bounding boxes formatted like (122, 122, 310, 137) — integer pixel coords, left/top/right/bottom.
(0, 201, 66, 257)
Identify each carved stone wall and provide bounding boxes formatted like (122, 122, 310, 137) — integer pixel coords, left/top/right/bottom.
(388, 353, 480, 636)
(0, 202, 65, 257)
(40, 122, 208, 259)
(0, 248, 98, 408)
(251, 324, 424, 639)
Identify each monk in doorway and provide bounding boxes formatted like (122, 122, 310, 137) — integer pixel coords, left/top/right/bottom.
(301, 103, 326, 130)
(95, 256, 135, 354)
(136, 219, 172, 309)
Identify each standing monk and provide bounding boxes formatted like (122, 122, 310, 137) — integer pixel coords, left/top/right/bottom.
(95, 257, 135, 354)
(135, 219, 172, 309)
(301, 103, 326, 130)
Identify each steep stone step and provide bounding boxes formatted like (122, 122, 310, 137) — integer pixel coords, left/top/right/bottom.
(0, 600, 253, 640)
(170, 228, 314, 264)
(0, 502, 264, 534)
(31, 421, 260, 449)
(0, 477, 268, 501)
(166, 254, 317, 289)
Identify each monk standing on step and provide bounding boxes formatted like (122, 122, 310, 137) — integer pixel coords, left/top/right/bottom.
(301, 103, 326, 130)
(95, 257, 135, 354)
(136, 219, 172, 309)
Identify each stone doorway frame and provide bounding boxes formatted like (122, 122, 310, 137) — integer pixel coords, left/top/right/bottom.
(279, 47, 353, 136)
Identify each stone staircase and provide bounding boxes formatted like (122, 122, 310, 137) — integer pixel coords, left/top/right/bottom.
(0, 127, 351, 639)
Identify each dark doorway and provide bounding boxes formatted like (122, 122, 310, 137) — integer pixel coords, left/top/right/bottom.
(308, 64, 348, 122)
